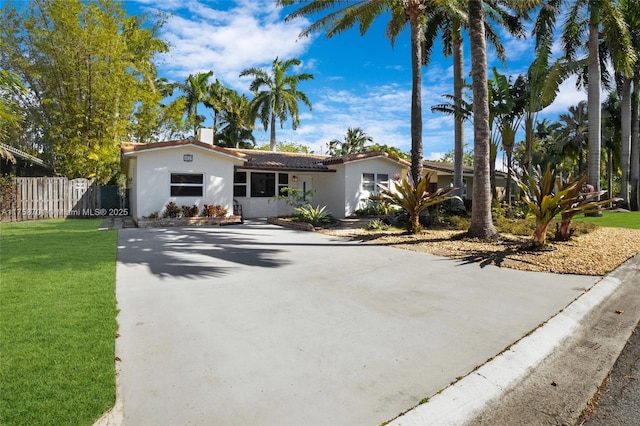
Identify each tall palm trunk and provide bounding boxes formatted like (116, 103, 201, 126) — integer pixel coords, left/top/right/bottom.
(631, 80, 640, 210)
(453, 19, 464, 199)
(607, 145, 613, 200)
(270, 111, 276, 151)
(621, 78, 632, 206)
(467, 0, 498, 240)
(408, 7, 423, 184)
(587, 7, 602, 199)
(523, 114, 534, 177)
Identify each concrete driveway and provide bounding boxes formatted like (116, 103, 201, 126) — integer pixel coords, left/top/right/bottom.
(115, 221, 598, 425)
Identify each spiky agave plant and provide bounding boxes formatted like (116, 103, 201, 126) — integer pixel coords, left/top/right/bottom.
(381, 172, 460, 234)
(295, 204, 332, 227)
(513, 165, 583, 247)
(555, 177, 619, 241)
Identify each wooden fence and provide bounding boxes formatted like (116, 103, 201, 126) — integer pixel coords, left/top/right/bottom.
(1, 177, 98, 222)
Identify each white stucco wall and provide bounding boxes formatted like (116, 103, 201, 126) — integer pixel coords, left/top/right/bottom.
(126, 157, 138, 220)
(236, 196, 294, 218)
(342, 158, 406, 217)
(312, 170, 343, 218)
(126, 146, 243, 219)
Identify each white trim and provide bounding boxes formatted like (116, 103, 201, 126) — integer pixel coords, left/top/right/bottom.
(124, 144, 247, 162)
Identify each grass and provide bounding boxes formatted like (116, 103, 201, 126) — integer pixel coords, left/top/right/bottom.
(0, 219, 118, 425)
(571, 210, 640, 229)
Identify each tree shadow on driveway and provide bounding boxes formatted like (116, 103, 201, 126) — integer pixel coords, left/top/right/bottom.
(117, 226, 292, 279)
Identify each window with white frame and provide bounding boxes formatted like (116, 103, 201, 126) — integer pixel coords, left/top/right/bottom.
(362, 173, 389, 194)
(170, 173, 203, 197)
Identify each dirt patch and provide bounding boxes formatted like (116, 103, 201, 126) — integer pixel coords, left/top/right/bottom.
(319, 226, 640, 276)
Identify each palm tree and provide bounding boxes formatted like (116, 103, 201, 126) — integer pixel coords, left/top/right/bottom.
(215, 90, 256, 149)
(490, 69, 526, 204)
(520, 41, 578, 178)
(278, 0, 463, 184)
(602, 92, 622, 199)
(328, 127, 373, 155)
(609, 0, 639, 207)
(177, 71, 214, 136)
(536, 0, 634, 199)
(240, 57, 313, 152)
(620, 0, 640, 210)
(632, 87, 640, 210)
(203, 79, 232, 145)
(467, 0, 498, 240)
(423, 2, 526, 199)
(557, 101, 589, 177)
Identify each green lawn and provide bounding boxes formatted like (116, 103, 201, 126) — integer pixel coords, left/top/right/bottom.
(571, 210, 640, 230)
(0, 219, 118, 425)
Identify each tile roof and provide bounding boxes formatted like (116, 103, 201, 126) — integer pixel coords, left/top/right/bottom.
(424, 160, 507, 177)
(121, 140, 408, 171)
(323, 151, 411, 167)
(423, 160, 474, 175)
(230, 149, 331, 171)
(121, 139, 247, 159)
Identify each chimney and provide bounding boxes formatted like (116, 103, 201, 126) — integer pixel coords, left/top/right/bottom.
(197, 128, 214, 145)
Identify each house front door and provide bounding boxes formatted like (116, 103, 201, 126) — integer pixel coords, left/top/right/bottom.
(297, 174, 313, 203)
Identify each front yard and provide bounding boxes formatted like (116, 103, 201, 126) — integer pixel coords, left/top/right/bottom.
(0, 219, 118, 425)
(1, 211, 638, 424)
(320, 211, 640, 275)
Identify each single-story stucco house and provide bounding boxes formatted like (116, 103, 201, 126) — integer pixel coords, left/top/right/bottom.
(121, 134, 512, 223)
(121, 138, 410, 222)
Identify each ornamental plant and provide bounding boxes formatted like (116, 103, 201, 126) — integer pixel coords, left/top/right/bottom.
(555, 178, 618, 241)
(163, 201, 180, 218)
(512, 165, 615, 247)
(295, 204, 332, 227)
(181, 204, 199, 217)
(381, 172, 460, 234)
(513, 165, 575, 247)
(202, 204, 227, 217)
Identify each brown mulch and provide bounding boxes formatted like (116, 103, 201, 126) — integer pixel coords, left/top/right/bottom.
(319, 225, 640, 276)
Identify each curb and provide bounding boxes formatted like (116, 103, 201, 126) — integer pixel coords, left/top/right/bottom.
(387, 255, 640, 425)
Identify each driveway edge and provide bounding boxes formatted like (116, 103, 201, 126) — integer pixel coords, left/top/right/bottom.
(387, 253, 640, 426)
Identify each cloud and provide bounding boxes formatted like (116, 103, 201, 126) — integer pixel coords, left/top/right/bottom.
(141, 0, 313, 90)
(426, 152, 446, 161)
(540, 75, 587, 114)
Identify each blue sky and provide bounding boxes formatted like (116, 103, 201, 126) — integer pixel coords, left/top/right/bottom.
(127, 0, 588, 163)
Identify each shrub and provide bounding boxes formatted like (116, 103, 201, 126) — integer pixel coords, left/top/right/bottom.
(0, 174, 17, 212)
(381, 172, 460, 234)
(446, 214, 471, 231)
(366, 218, 389, 231)
(295, 204, 333, 227)
(181, 204, 199, 218)
(272, 187, 314, 209)
(555, 181, 617, 241)
(438, 197, 467, 215)
(202, 204, 227, 217)
(513, 165, 615, 247)
(354, 194, 392, 217)
(162, 201, 180, 218)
